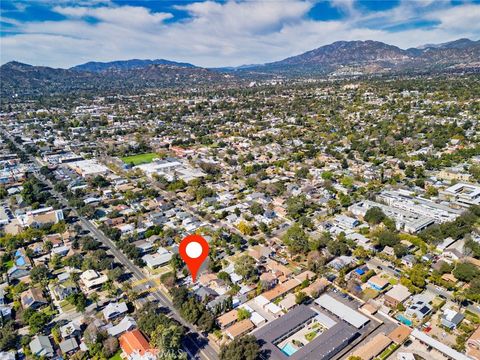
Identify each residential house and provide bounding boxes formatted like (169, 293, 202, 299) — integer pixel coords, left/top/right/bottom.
(401, 255, 416, 268)
(466, 325, 480, 360)
(350, 333, 392, 360)
(103, 302, 129, 321)
(225, 319, 255, 340)
(405, 299, 432, 320)
(368, 276, 390, 292)
(61, 320, 82, 339)
(107, 316, 137, 337)
(441, 309, 464, 330)
(30, 335, 55, 358)
(21, 288, 48, 310)
(119, 329, 157, 360)
(217, 309, 238, 329)
(59, 338, 79, 356)
(80, 269, 108, 290)
(384, 285, 411, 308)
(7, 265, 30, 281)
(51, 280, 78, 301)
(142, 248, 172, 269)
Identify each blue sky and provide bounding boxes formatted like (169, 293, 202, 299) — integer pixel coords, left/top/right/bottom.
(1, 0, 479, 68)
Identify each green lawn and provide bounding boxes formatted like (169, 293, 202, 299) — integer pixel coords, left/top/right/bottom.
(121, 153, 160, 166)
(5, 259, 14, 269)
(59, 300, 76, 312)
(109, 351, 122, 360)
(376, 343, 400, 360)
(305, 331, 317, 342)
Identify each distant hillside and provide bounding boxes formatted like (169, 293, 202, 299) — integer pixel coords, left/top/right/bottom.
(243, 39, 480, 76)
(72, 58, 196, 72)
(0, 61, 236, 98)
(2, 38, 479, 97)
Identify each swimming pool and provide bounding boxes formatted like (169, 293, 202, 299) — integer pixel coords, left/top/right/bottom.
(396, 314, 412, 326)
(15, 256, 26, 266)
(280, 343, 298, 356)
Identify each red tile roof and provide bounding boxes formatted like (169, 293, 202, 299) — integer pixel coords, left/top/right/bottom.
(119, 329, 152, 356)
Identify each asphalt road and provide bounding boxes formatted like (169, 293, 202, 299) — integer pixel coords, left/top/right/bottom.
(4, 131, 218, 360)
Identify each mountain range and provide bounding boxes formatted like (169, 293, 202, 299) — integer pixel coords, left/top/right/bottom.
(1, 38, 479, 97)
(241, 38, 480, 76)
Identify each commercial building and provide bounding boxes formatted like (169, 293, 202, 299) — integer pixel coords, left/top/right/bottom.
(441, 183, 480, 207)
(254, 305, 359, 360)
(135, 158, 205, 182)
(315, 294, 370, 329)
(349, 188, 462, 233)
(67, 159, 109, 177)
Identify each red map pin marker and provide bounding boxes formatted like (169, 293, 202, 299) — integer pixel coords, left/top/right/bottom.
(179, 234, 209, 283)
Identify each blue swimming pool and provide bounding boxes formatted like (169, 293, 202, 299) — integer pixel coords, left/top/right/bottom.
(15, 256, 26, 266)
(280, 343, 298, 356)
(396, 314, 413, 326)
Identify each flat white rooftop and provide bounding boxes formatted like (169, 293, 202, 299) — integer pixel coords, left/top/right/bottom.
(411, 329, 471, 360)
(315, 294, 369, 329)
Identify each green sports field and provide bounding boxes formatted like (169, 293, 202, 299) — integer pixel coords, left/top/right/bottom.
(121, 152, 159, 166)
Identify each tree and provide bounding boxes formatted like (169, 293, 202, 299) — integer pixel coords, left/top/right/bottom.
(160, 272, 176, 289)
(295, 291, 308, 304)
(0, 186, 7, 200)
(327, 240, 350, 256)
(197, 310, 215, 333)
(234, 255, 258, 283)
(282, 223, 309, 254)
(237, 308, 251, 321)
(180, 298, 202, 324)
(108, 267, 123, 282)
(30, 265, 49, 285)
(426, 186, 439, 197)
(250, 202, 264, 215)
(102, 337, 119, 358)
(286, 195, 308, 219)
(453, 263, 480, 282)
(219, 335, 260, 360)
(409, 264, 428, 288)
(237, 221, 254, 236)
(83, 321, 100, 345)
(364, 207, 386, 225)
(67, 292, 88, 312)
(0, 321, 16, 351)
(150, 324, 185, 358)
(469, 164, 480, 181)
(28, 312, 51, 334)
(137, 303, 174, 338)
(353, 246, 369, 260)
(171, 287, 189, 310)
(377, 229, 399, 248)
(393, 244, 408, 258)
(295, 167, 309, 179)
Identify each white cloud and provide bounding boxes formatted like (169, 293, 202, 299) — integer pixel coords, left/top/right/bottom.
(53, 5, 173, 29)
(1, 0, 479, 68)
